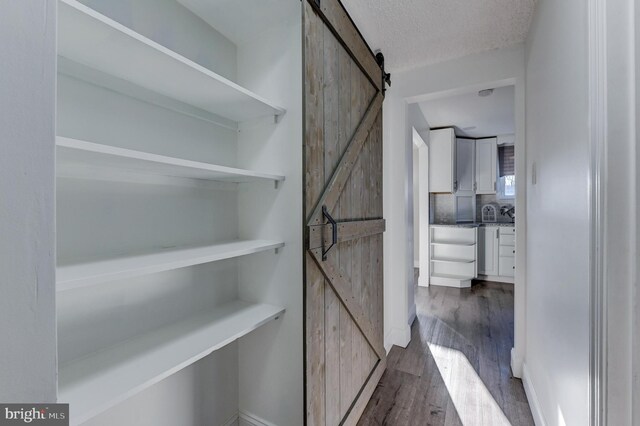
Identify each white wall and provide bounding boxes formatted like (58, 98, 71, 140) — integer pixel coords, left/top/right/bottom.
(635, 0, 640, 420)
(383, 45, 526, 359)
(80, 0, 236, 80)
(413, 147, 420, 266)
(236, 11, 303, 426)
(523, 1, 590, 425)
(602, 0, 636, 424)
(412, 128, 429, 288)
(0, 0, 57, 402)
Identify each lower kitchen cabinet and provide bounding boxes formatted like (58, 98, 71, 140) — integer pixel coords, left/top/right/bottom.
(478, 225, 515, 282)
(478, 226, 499, 276)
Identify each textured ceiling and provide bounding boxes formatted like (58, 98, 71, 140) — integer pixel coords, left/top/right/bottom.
(418, 85, 515, 138)
(342, 0, 536, 72)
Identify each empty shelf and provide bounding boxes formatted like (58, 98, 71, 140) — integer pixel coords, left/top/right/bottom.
(58, 0, 285, 122)
(431, 257, 475, 264)
(57, 240, 284, 291)
(431, 272, 476, 281)
(58, 301, 285, 425)
(56, 137, 285, 183)
(430, 240, 477, 246)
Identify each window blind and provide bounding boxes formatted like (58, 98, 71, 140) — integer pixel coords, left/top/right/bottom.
(498, 145, 515, 177)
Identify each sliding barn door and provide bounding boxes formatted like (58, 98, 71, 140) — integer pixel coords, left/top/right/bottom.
(303, 1, 386, 424)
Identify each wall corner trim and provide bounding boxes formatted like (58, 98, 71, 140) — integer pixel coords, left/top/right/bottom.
(522, 363, 548, 426)
(510, 347, 523, 378)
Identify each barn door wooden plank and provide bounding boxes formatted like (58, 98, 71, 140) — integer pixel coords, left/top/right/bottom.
(307, 0, 382, 92)
(323, 22, 342, 425)
(337, 37, 355, 419)
(304, 0, 386, 424)
(309, 249, 385, 359)
(304, 2, 326, 425)
(307, 93, 383, 226)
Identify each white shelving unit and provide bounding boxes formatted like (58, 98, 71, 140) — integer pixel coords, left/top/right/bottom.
(57, 137, 285, 183)
(55, 0, 300, 423)
(57, 0, 285, 122)
(59, 301, 285, 425)
(430, 225, 478, 288)
(57, 240, 285, 291)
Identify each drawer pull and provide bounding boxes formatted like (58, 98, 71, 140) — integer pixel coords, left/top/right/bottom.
(513, 250, 515, 254)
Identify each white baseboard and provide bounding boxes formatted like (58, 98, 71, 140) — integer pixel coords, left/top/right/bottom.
(477, 274, 514, 284)
(238, 410, 277, 426)
(220, 413, 239, 426)
(510, 347, 523, 378)
(417, 275, 430, 287)
(522, 362, 547, 426)
(408, 303, 417, 328)
(220, 410, 278, 426)
(385, 324, 411, 351)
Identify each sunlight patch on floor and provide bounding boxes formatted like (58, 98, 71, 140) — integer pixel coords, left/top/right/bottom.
(428, 342, 512, 426)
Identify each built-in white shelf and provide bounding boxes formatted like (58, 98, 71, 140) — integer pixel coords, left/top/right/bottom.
(58, 0, 286, 122)
(56, 137, 285, 183)
(431, 257, 475, 264)
(57, 240, 285, 291)
(431, 240, 477, 246)
(431, 272, 476, 281)
(59, 300, 285, 425)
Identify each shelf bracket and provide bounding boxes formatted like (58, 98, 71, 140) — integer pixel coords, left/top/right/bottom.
(274, 180, 280, 190)
(274, 247, 280, 255)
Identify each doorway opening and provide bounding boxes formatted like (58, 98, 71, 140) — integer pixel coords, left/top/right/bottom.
(360, 81, 533, 424)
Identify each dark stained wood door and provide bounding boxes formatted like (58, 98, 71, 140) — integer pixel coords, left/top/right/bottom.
(303, 1, 386, 424)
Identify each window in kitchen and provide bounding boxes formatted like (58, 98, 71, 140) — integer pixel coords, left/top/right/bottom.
(498, 145, 515, 199)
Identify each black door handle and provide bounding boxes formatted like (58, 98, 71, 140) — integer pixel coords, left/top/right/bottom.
(322, 205, 337, 261)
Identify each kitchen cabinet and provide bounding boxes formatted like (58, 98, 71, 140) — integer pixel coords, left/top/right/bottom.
(429, 128, 456, 192)
(477, 225, 515, 282)
(430, 225, 478, 288)
(475, 137, 497, 194)
(498, 227, 516, 277)
(478, 226, 499, 276)
(456, 138, 475, 195)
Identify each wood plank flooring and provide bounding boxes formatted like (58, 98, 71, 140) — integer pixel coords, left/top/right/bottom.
(358, 279, 534, 426)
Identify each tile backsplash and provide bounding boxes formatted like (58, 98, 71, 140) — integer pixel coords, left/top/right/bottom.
(429, 193, 515, 224)
(431, 193, 456, 223)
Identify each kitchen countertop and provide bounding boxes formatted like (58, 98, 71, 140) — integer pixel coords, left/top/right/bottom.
(430, 222, 515, 228)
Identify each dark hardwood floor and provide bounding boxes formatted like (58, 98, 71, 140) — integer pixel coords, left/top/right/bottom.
(358, 280, 534, 426)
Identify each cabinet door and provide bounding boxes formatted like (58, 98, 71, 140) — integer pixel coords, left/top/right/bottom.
(429, 128, 455, 192)
(478, 227, 499, 275)
(499, 256, 515, 277)
(475, 138, 497, 194)
(456, 138, 475, 195)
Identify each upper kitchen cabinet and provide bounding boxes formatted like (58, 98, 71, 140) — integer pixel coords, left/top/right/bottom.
(456, 138, 475, 196)
(475, 137, 497, 194)
(429, 128, 456, 193)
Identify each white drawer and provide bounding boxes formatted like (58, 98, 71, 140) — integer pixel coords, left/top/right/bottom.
(499, 227, 515, 235)
(499, 246, 516, 257)
(499, 256, 515, 277)
(499, 234, 515, 246)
